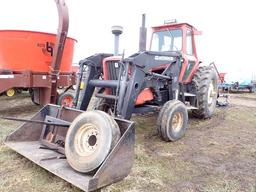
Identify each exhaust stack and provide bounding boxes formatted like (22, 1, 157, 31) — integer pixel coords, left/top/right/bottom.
(139, 14, 147, 52)
(111, 26, 123, 56)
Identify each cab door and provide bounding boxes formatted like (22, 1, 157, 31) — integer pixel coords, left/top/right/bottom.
(179, 29, 199, 83)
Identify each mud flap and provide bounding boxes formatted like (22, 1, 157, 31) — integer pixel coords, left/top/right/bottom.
(5, 104, 135, 191)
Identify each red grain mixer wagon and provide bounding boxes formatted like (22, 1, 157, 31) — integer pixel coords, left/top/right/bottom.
(0, 1, 77, 106)
(0, 30, 76, 73)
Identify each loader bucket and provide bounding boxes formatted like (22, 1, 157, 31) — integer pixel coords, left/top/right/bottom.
(5, 104, 135, 191)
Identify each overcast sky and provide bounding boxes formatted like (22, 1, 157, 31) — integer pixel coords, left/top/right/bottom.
(0, 0, 255, 81)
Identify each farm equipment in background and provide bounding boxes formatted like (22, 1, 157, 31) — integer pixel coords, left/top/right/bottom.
(209, 64, 229, 107)
(0, 88, 23, 97)
(220, 80, 256, 93)
(5, 4, 219, 192)
(0, 0, 77, 106)
(216, 68, 256, 93)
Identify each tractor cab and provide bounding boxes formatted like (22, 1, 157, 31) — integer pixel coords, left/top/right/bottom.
(150, 22, 201, 83)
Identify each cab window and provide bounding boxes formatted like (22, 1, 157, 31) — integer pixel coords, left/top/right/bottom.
(151, 29, 182, 52)
(186, 30, 193, 55)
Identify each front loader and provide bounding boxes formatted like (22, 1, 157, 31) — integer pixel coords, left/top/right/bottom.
(5, 5, 218, 192)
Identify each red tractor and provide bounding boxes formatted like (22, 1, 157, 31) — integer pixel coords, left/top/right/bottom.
(5, 16, 218, 191)
(74, 20, 218, 141)
(61, 19, 219, 173)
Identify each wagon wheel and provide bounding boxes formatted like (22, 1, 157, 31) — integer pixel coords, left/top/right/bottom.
(6, 88, 16, 97)
(58, 92, 74, 107)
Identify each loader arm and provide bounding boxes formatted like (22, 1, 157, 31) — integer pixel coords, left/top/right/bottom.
(78, 51, 182, 120)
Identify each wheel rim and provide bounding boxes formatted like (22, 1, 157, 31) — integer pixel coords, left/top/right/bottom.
(208, 81, 216, 106)
(6, 89, 15, 97)
(171, 112, 184, 133)
(74, 123, 99, 157)
(61, 96, 73, 107)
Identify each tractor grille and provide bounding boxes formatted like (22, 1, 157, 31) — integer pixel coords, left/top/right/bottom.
(107, 61, 120, 81)
(106, 60, 121, 95)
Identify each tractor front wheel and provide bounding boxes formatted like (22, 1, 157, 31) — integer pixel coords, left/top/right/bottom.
(65, 110, 121, 173)
(192, 66, 218, 118)
(157, 100, 188, 142)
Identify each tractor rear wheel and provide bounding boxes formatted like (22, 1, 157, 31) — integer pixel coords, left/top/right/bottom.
(192, 66, 218, 118)
(157, 100, 188, 141)
(65, 110, 120, 173)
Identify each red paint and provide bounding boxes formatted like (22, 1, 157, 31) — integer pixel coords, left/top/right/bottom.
(102, 56, 122, 80)
(136, 88, 154, 105)
(60, 95, 74, 108)
(0, 30, 76, 73)
(150, 64, 169, 72)
(102, 56, 122, 94)
(219, 73, 226, 83)
(102, 57, 154, 105)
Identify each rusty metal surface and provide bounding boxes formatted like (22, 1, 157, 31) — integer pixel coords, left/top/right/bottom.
(50, 0, 70, 104)
(2, 116, 70, 127)
(5, 104, 135, 191)
(0, 71, 76, 105)
(5, 141, 94, 190)
(93, 118, 135, 190)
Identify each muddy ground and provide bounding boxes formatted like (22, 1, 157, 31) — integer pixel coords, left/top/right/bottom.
(0, 92, 255, 192)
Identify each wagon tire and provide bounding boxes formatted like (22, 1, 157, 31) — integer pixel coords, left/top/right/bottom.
(58, 92, 74, 108)
(29, 89, 40, 105)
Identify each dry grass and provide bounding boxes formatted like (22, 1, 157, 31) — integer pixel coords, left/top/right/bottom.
(0, 92, 256, 192)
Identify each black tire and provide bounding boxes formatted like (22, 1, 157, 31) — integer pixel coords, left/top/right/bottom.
(29, 89, 40, 105)
(65, 110, 121, 173)
(157, 100, 188, 142)
(93, 98, 114, 114)
(57, 92, 74, 107)
(16, 89, 22, 94)
(192, 66, 218, 118)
